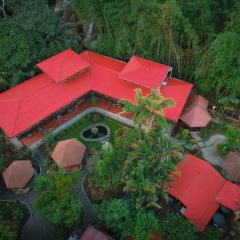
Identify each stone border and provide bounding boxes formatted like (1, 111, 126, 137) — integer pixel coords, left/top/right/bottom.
(29, 107, 134, 150)
(80, 123, 111, 142)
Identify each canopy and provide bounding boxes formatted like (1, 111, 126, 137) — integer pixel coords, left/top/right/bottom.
(0, 50, 193, 138)
(166, 154, 240, 231)
(222, 151, 240, 182)
(51, 138, 86, 171)
(79, 226, 113, 240)
(36, 49, 90, 83)
(118, 55, 171, 90)
(2, 160, 34, 189)
(180, 95, 212, 128)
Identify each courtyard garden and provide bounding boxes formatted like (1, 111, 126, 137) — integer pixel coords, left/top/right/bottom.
(46, 112, 124, 151)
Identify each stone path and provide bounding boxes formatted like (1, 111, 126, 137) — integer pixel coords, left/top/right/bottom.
(190, 132, 227, 167)
(0, 190, 56, 240)
(0, 148, 95, 240)
(69, 169, 95, 240)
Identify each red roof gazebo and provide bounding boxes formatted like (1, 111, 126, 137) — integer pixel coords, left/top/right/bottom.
(79, 226, 113, 240)
(166, 154, 240, 231)
(51, 138, 86, 171)
(180, 95, 212, 128)
(2, 160, 34, 189)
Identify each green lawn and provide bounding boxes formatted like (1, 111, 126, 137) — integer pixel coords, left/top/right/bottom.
(54, 113, 124, 150)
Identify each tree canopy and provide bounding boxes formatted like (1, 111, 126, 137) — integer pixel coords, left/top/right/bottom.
(71, 0, 240, 109)
(35, 169, 82, 230)
(0, 0, 81, 92)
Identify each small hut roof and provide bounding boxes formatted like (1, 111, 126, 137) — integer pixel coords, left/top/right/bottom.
(191, 95, 209, 109)
(180, 106, 212, 128)
(2, 160, 34, 189)
(51, 138, 86, 169)
(79, 226, 113, 240)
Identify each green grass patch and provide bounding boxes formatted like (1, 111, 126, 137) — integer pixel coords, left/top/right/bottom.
(54, 113, 124, 150)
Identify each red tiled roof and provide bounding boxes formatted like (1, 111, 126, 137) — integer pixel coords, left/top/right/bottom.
(180, 95, 212, 128)
(0, 49, 193, 138)
(180, 106, 212, 128)
(166, 154, 240, 231)
(191, 95, 209, 108)
(2, 160, 34, 189)
(118, 56, 171, 90)
(79, 226, 113, 240)
(36, 49, 90, 83)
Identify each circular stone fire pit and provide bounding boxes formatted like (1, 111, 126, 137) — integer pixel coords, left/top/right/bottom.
(80, 123, 111, 142)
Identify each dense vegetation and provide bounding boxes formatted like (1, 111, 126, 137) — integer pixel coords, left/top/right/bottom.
(0, 202, 28, 240)
(88, 90, 183, 208)
(0, 0, 81, 92)
(35, 169, 82, 238)
(71, 0, 240, 111)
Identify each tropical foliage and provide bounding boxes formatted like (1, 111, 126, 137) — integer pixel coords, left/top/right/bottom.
(88, 90, 183, 208)
(159, 213, 197, 240)
(71, 0, 240, 108)
(0, 202, 27, 240)
(95, 198, 160, 240)
(0, 0, 81, 92)
(35, 169, 82, 231)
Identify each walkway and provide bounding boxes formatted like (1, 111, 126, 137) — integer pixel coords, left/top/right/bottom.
(0, 190, 56, 240)
(191, 132, 227, 167)
(0, 148, 95, 240)
(69, 169, 95, 239)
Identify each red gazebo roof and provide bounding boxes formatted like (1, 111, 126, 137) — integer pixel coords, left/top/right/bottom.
(36, 49, 90, 83)
(166, 154, 240, 231)
(118, 56, 171, 90)
(79, 226, 113, 240)
(180, 106, 212, 128)
(180, 94, 212, 128)
(2, 160, 34, 189)
(51, 138, 86, 170)
(0, 50, 192, 138)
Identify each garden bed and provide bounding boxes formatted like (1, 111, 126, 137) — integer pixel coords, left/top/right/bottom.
(0, 201, 30, 240)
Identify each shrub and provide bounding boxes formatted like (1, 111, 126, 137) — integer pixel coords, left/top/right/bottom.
(217, 124, 240, 156)
(0, 202, 27, 240)
(199, 227, 223, 240)
(159, 213, 197, 240)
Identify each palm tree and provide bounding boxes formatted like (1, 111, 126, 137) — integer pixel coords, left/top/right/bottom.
(119, 88, 175, 132)
(119, 89, 182, 209)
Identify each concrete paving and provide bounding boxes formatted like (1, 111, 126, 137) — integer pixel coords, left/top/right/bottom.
(201, 134, 227, 167)
(190, 131, 227, 167)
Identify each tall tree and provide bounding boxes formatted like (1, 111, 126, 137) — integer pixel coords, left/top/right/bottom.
(196, 31, 240, 107)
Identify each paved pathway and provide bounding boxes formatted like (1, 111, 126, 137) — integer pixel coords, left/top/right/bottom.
(68, 169, 95, 240)
(0, 148, 95, 240)
(190, 132, 227, 167)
